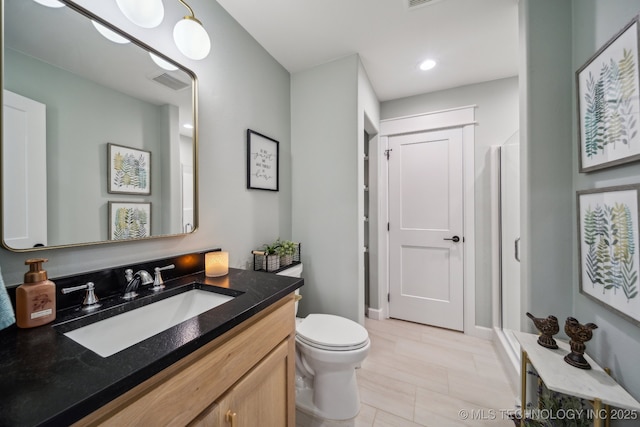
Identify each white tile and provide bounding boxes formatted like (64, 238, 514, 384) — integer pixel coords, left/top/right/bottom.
(355, 404, 377, 427)
(357, 367, 416, 420)
(372, 409, 423, 427)
(297, 318, 518, 427)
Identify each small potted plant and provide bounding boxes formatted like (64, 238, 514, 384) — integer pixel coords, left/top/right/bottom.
(261, 242, 281, 272)
(276, 239, 297, 267)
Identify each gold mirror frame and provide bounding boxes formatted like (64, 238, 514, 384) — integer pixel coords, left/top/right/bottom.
(1, 0, 199, 252)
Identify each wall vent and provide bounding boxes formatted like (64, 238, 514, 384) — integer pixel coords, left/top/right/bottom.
(151, 73, 190, 91)
(408, 0, 444, 9)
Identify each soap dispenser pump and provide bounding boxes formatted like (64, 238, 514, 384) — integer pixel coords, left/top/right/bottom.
(16, 258, 56, 328)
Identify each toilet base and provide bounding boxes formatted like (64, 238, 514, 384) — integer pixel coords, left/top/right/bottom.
(294, 368, 362, 421)
(296, 388, 360, 422)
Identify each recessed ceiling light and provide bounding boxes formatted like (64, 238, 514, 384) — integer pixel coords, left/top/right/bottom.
(419, 59, 437, 71)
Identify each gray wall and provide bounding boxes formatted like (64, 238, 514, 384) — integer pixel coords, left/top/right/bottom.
(5, 48, 170, 245)
(381, 76, 519, 327)
(520, 0, 574, 334)
(522, 0, 640, 419)
(1, 0, 291, 286)
(291, 54, 379, 323)
(572, 0, 640, 417)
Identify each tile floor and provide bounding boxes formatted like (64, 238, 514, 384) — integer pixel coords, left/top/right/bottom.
(296, 317, 518, 427)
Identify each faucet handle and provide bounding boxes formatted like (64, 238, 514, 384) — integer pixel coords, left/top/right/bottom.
(153, 264, 175, 290)
(61, 282, 101, 311)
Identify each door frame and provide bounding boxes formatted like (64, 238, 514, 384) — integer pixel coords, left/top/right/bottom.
(377, 106, 488, 339)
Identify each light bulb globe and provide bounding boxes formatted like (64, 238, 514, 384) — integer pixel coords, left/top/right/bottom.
(33, 0, 65, 8)
(116, 0, 164, 29)
(149, 53, 179, 71)
(173, 18, 211, 60)
(92, 21, 130, 44)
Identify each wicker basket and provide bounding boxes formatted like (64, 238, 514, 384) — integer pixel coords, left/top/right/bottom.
(262, 254, 281, 272)
(252, 243, 301, 273)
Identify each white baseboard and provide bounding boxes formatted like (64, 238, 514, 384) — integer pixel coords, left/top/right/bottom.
(492, 327, 521, 396)
(466, 325, 494, 340)
(367, 307, 384, 320)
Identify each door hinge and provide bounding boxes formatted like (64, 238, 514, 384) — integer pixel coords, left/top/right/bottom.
(387, 222, 390, 231)
(384, 149, 392, 160)
(387, 293, 390, 302)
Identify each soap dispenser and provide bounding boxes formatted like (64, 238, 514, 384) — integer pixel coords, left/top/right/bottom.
(16, 258, 56, 328)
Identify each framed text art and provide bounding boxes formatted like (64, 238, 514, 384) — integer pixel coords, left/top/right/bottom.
(246, 129, 279, 191)
(108, 143, 151, 195)
(577, 16, 640, 172)
(577, 185, 640, 325)
(109, 201, 151, 241)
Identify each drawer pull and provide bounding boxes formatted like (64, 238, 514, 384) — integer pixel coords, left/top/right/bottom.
(226, 410, 237, 427)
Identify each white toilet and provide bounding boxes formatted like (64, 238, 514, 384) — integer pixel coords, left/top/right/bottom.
(277, 264, 370, 421)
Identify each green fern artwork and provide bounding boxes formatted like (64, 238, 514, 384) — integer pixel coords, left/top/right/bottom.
(108, 144, 151, 195)
(583, 202, 638, 301)
(111, 207, 149, 240)
(583, 48, 638, 158)
(578, 20, 640, 172)
(112, 151, 148, 191)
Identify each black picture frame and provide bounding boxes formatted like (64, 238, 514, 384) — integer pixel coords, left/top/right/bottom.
(246, 129, 279, 191)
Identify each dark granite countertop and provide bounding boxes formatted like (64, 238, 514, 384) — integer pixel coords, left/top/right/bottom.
(0, 268, 303, 427)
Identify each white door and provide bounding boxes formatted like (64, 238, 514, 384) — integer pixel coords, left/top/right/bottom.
(388, 128, 464, 330)
(2, 90, 47, 249)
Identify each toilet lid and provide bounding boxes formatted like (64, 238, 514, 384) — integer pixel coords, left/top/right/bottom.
(296, 314, 369, 350)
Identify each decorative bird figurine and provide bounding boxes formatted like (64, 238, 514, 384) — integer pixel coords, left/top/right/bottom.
(563, 317, 598, 369)
(526, 312, 559, 349)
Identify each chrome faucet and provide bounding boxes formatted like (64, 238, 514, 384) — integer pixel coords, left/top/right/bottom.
(61, 282, 101, 311)
(123, 269, 153, 299)
(152, 264, 175, 291)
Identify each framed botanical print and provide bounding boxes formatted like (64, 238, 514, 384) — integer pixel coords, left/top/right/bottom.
(108, 143, 151, 195)
(576, 16, 640, 173)
(577, 185, 640, 324)
(109, 201, 151, 240)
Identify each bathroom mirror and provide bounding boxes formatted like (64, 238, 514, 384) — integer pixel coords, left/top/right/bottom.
(1, 0, 198, 251)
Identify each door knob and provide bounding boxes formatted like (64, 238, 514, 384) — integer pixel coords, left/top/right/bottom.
(444, 236, 460, 243)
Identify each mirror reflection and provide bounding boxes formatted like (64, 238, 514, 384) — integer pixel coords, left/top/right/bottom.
(2, 0, 197, 251)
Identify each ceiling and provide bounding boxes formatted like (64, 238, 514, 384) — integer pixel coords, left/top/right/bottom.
(6, 0, 194, 134)
(215, 0, 519, 102)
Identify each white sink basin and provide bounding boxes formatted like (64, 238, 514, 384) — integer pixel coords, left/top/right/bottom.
(63, 289, 234, 357)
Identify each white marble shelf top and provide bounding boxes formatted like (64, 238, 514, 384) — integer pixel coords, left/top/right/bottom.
(515, 331, 640, 411)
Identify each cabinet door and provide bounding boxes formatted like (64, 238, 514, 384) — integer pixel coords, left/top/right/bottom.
(219, 340, 290, 427)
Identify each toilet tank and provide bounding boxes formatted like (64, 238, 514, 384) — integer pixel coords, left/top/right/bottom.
(277, 264, 303, 315)
(277, 263, 303, 278)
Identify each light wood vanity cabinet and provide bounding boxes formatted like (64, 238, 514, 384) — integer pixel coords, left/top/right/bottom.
(190, 340, 290, 427)
(75, 295, 296, 427)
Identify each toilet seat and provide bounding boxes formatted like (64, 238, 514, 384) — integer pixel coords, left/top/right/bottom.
(296, 314, 369, 351)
